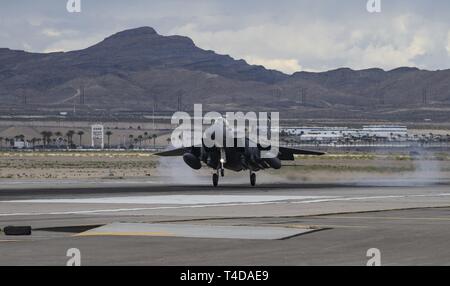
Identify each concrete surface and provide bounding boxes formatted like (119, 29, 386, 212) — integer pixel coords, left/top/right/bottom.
(1, 181, 450, 265)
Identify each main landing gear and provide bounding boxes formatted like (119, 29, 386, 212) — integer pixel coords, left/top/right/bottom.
(250, 171, 256, 186)
(212, 173, 219, 187)
(212, 170, 256, 187)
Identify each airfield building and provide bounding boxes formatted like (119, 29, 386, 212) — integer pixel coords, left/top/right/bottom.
(282, 125, 408, 142)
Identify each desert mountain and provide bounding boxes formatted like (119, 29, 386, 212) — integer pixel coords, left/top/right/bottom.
(0, 26, 449, 121)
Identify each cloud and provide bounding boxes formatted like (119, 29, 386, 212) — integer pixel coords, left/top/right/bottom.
(42, 28, 61, 37)
(244, 56, 302, 74)
(170, 22, 347, 72)
(0, 0, 449, 72)
(43, 34, 104, 53)
(345, 19, 438, 69)
(171, 13, 448, 72)
(447, 31, 450, 55)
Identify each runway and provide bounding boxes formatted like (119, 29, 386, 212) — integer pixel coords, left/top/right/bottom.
(1, 181, 450, 265)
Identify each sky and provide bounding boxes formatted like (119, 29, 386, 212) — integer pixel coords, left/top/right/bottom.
(0, 0, 449, 74)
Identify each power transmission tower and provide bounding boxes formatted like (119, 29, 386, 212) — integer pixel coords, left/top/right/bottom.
(273, 87, 282, 105)
(80, 86, 85, 104)
(152, 94, 158, 130)
(422, 87, 428, 105)
(301, 88, 307, 105)
(153, 94, 158, 112)
(296, 87, 307, 106)
(377, 82, 384, 105)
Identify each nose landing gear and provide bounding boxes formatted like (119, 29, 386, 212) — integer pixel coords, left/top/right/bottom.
(212, 149, 226, 187)
(220, 149, 226, 177)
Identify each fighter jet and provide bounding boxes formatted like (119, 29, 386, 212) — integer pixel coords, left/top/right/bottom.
(155, 117, 324, 187)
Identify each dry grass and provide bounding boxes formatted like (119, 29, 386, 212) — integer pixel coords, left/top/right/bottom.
(0, 151, 157, 179)
(0, 151, 448, 181)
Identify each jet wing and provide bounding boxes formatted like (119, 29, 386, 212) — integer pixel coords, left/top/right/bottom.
(154, 147, 191, 157)
(278, 147, 325, 160)
(155, 146, 324, 160)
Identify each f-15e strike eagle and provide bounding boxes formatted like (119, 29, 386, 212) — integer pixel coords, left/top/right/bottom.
(156, 117, 324, 187)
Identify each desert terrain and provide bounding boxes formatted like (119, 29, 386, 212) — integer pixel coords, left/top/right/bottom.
(0, 151, 448, 183)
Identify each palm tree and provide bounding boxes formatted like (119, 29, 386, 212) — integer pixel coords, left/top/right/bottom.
(143, 132, 149, 146)
(66, 130, 75, 147)
(128, 134, 134, 148)
(105, 131, 113, 148)
(31, 138, 38, 150)
(77, 131, 85, 147)
(40, 131, 51, 147)
(166, 137, 171, 146)
(151, 134, 157, 148)
(138, 135, 143, 148)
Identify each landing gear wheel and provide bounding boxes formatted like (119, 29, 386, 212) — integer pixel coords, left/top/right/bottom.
(213, 173, 219, 187)
(250, 173, 256, 186)
(220, 169, 225, 177)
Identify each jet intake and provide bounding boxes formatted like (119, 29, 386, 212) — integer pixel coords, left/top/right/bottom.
(183, 153, 202, 170)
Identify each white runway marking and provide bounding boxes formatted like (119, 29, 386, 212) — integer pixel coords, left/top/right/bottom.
(0, 201, 315, 217)
(6, 195, 335, 205)
(293, 194, 450, 204)
(1, 193, 450, 217)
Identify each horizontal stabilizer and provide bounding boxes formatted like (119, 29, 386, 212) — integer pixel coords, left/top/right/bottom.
(278, 147, 325, 160)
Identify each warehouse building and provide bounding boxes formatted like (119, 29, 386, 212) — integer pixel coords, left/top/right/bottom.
(282, 125, 408, 142)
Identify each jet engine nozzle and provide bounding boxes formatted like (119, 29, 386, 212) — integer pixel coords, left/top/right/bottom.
(183, 153, 202, 170)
